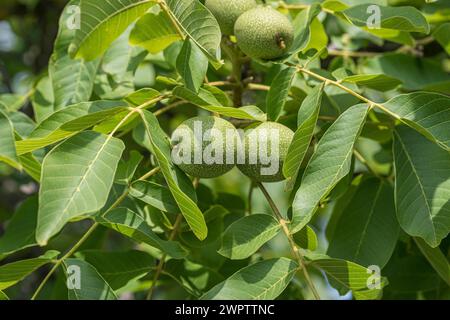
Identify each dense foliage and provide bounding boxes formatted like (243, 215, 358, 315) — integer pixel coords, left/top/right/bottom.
(0, 0, 449, 300)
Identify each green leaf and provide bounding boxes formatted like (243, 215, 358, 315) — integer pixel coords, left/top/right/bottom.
(0, 251, 59, 290)
(343, 4, 430, 34)
(138, 109, 207, 240)
(173, 86, 266, 121)
(0, 196, 38, 259)
(31, 76, 54, 123)
(327, 178, 399, 268)
(129, 180, 179, 212)
(50, 0, 99, 109)
(130, 11, 181, 53)
(124, 88, 161, 107)
(69, 0, 156, 60)
(292, 104, 369, 233)
(201, 258, 298, 300)
(115, 151, 143, 185)
(165, 0, 222, 68)
(341, 74, 402, 91)
(393, 126, 450, 248)
(414, 238, 450, 286)
(75, 250, 155, 290)
(266, 67, 296, 121)
(0, 110, 21, 170)
(292, 226, 318, 251)
(433, 23, 450, 55)
(310, 257, 385, 300)
(384, 92, 450, 151)
(96, 208, 187, 259)
(0, 291, 8, 300)
(177, 38, 209, 93)
(18, 153, 42, 182)
(283, 84, 324, 190)
(362, 54, 450, 94)
(288, 4, 321, 56)
(63, 258, 117, 300)
(37, 131, 125, 245)
(9, 112, 36, 138)
(16, 101, 127, 155)
(218, 214, 281, 260)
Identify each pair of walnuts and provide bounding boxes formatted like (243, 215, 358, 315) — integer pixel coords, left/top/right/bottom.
(206, 0, 295, 59)
(172, 116, 294, 183)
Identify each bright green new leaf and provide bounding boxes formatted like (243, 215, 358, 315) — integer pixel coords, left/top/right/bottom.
(130, 11, 181, 53)
(75, 250, 155, 290)
(201, 258, 298, 300)
(393, 126, 450, 248)
(384, 92, 450, 151)
(219, 214, 281, 260)
(96, 208, 187, 259)
(292, 104, 369, 233)
(283, 83, 324, 190)
(37, 131, 125, 245)
(138, 109, 207, 240)
(0, 291, 8, 300)
(63, 258, 117, 300)
(327, 178, 399, 268)
(69, 0, 156, 60)
(0, 251, 59, 290)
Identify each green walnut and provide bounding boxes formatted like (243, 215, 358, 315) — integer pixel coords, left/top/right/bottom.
(237, 122, 294, 182)
(234, 6, 294, 59)
(171, 116, 239, 178)
(205, 0, 257, 35)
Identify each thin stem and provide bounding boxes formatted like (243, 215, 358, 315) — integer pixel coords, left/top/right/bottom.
(327, 49, 381, 58)
(146, 214, 183, 300)
(158, 0, 185, 40)
(295, 65, 401, 121)
(221, 38, 243, 107)
(247, 83, 271, 92)
(31, 166, 161, 300)
(247, 182, 254, 215)
(257, 183, 321, 300)
(153, 100, 185, 117)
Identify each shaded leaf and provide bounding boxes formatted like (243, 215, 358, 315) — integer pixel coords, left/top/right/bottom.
(219, 214, 281, 260)
(283, 84, 324, 190)
(292, 226, 318, 251)
(0, 251, 59, 290)
(266, 67, 296, 121)
(393, 126, 450, 247)
(327, 178, 399, 268)
(63, 258, 117, 300)
(75, 250, 155, 290)
(0, 196, 38, 259)
(129, 180, 179, 212)
(97, 207, 187, 259)
(177, 38, 208, 93)
(0, 110, 21, 170)
(414, 238, 450, 286)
